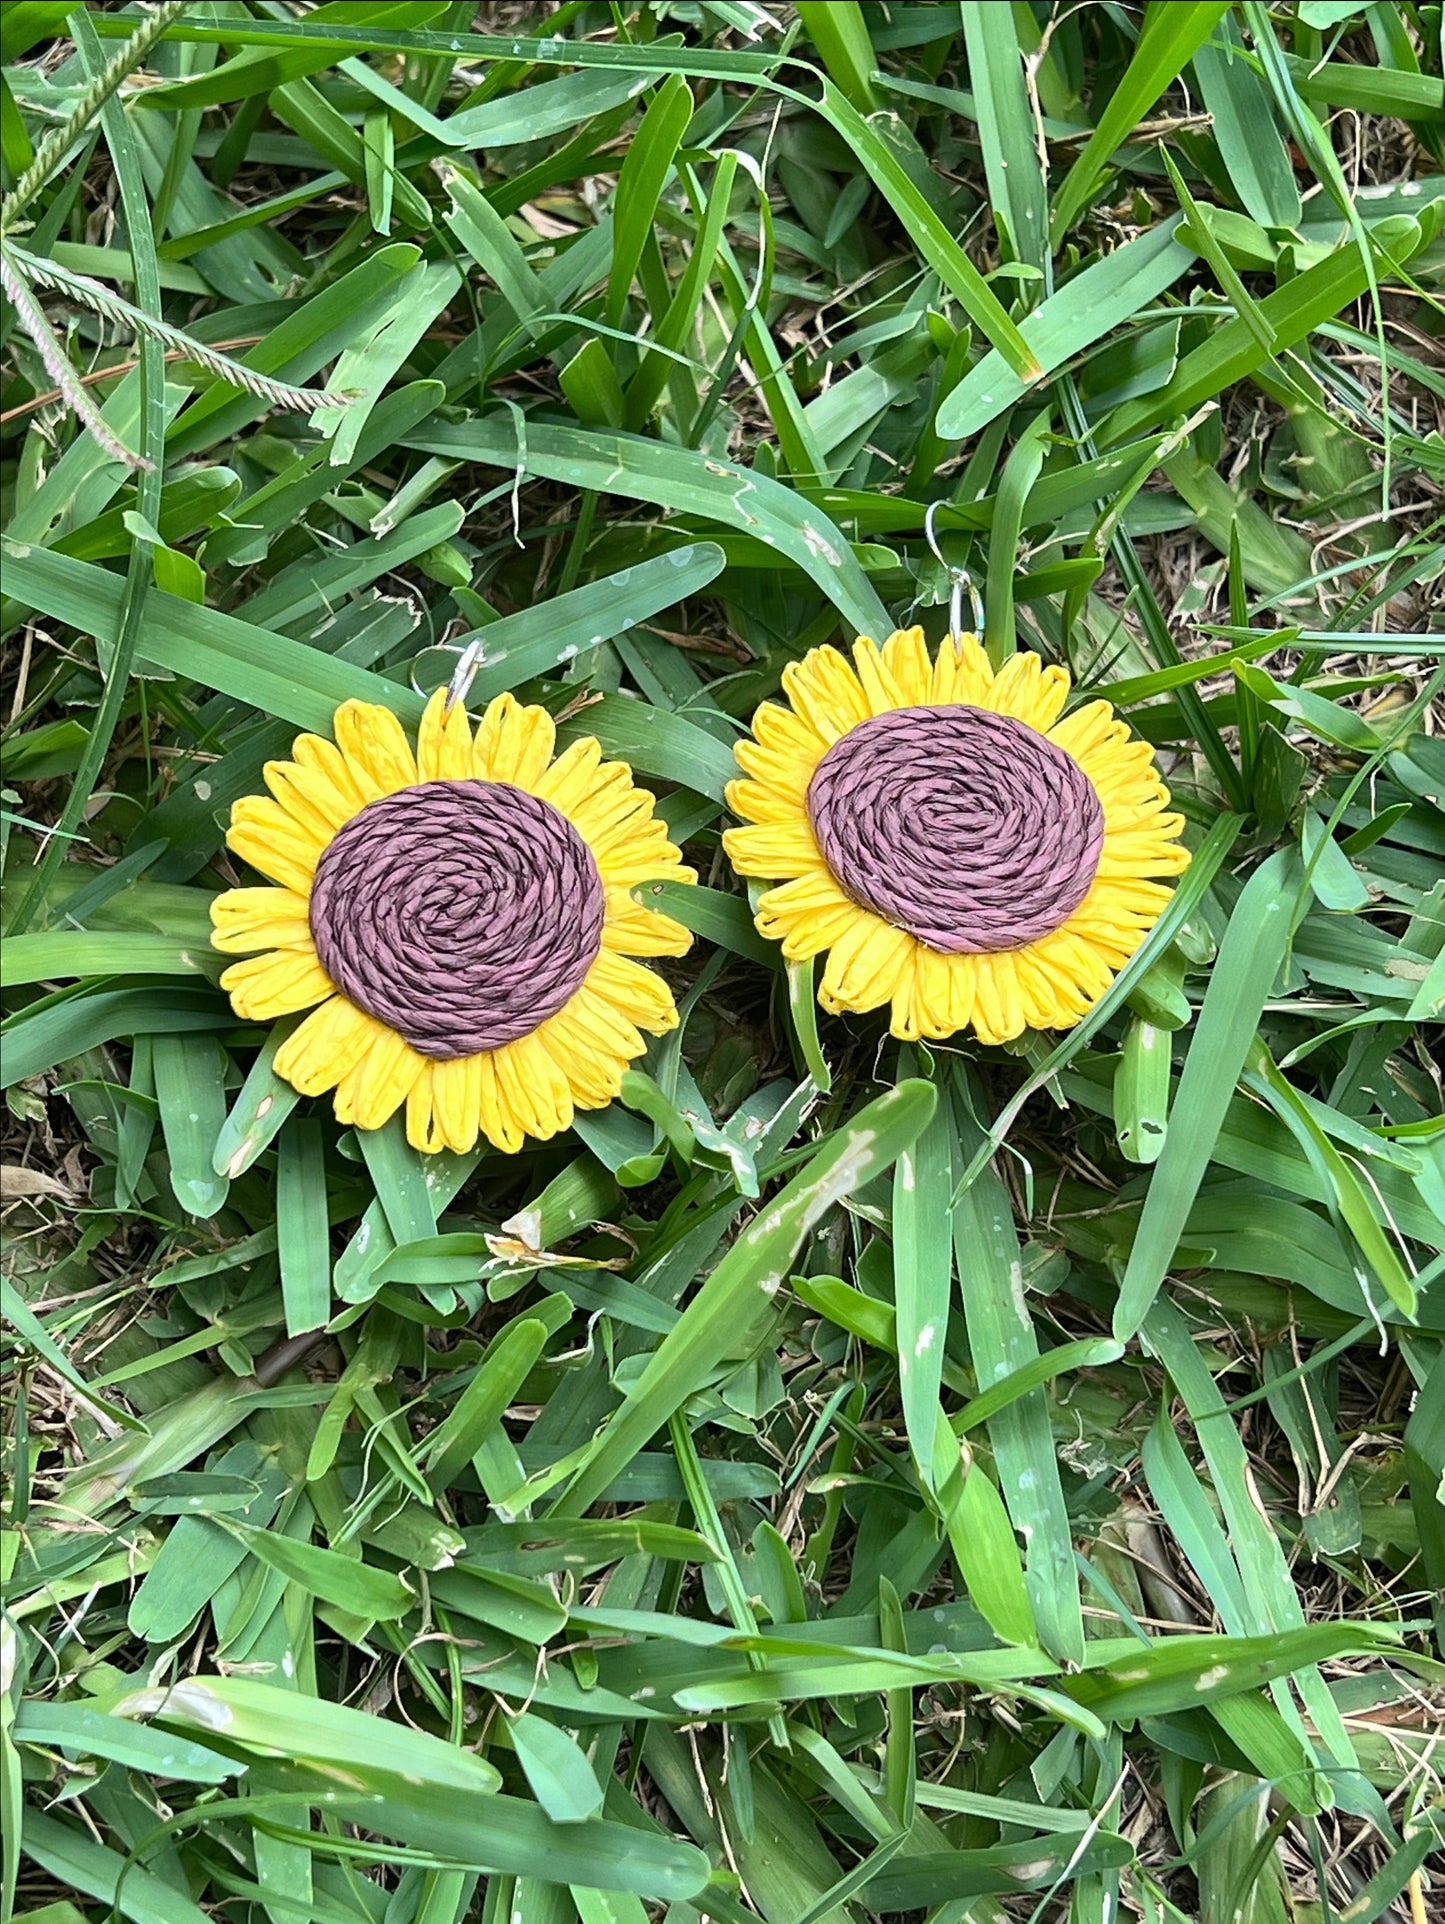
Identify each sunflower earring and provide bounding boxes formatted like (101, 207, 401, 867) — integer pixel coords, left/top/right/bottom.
(210, 655, 694, 1154)
(723, 558, 1188, 1046)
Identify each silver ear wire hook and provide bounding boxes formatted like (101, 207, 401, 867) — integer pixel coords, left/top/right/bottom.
(442, 636, 487, 717)
(924, 500, 985, 644)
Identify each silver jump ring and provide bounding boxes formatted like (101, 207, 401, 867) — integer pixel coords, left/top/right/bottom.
(442, 636, 487, 716)
(923, 500, 985, 642)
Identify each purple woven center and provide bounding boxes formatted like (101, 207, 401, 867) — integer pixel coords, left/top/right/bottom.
(309, 780, 604, 1057)
(806, 705, 1104, 953)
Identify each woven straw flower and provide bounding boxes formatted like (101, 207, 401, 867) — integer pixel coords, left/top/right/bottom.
(723, 629, 1189, 1045)
(211, 689, 694, 1153)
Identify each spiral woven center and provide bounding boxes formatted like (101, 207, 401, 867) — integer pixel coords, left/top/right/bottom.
(309, 780, 604, 1057)
(806, 705, 1104, 953)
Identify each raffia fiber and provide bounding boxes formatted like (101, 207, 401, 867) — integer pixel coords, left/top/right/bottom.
(309, 780, 604, 1056)
(806, 705, 1104, 953)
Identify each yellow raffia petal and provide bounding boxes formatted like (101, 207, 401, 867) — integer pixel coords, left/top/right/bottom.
(536, 992, 642, 1107)
(274, 996, 384, 1097)
(291, 733, 370, 816)
(333, 700, 417, 801)
(1102, 795, 1187, 840)
(1030, 926, 1116, 999)
(1046, 699, 1120, 762)
(474, 691, 557, 789)
(888, 956, 927, 1043)
(930, 633, 993, 706)
(1071, 917, 1148, 969)
(1013, 944, 1091, 1029)
(755, 869, 860, 961)
(333, 1027, 426, 1132)
(886, 943, 982, 1044)
(583, 793, 687, 870)
(1096, 782, 1174, 827)
(1084, 873, 1178, 915)
(531, 734, 602, 810)
(819, 915, 914, 1015)
(970, 952, 1027, 1046)
(594, 832, 693, 890)
(493, 1033, 573, 1142)
(725, 774, 806, 824)
(984, 651, 1071, 733)
(417, 687, 475, 782)
(584, 948, 679, 1034)
(907, 946, 977, 1040)
(260, 760, 356, 848)
(228, 796, 323, 893)
(407, 1071, 447, 1155)
(476, 1052, 524, 1154)
(602, 887, 693, 957)
(1060, 922, 1140, 968)
(758, 907, 859, 963)
(851, 637, 910, 716)
(1078, 733, 1157, 784)
(780, 645, 871, 745)
(879, 626, 934, 706)
(439, 1054, 485, 1153)
(221, 949, 333, 1022)
(557, 762, 635, 838)
(738, 711, 827, 796)
(210, 887, 313, 955)
(1096, 829, 1191, 877)
(721, 819, 824, 880)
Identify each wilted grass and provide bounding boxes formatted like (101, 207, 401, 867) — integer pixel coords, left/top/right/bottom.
(2, 4, 1443, 1923)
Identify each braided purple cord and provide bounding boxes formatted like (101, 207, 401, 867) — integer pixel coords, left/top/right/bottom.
(309, 780, 604, 1057)
(806, 706, 1104, 953)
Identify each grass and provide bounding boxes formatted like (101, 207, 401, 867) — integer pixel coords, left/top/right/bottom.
(1, 3, 1443, 1922)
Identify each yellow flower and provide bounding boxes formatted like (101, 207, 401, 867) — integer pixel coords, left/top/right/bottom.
(211, 690, 694, 1153)
(723, 629, 1188, 1046)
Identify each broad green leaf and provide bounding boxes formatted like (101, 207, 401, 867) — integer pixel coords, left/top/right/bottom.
(22, 1810, 214, 1924)
(952, 1073, 1084, 1669)
(936, 219, 1194, 438)
(552, 1080, 937, 1515)
(276, 1118, 330, 1336)
(13, 1702, 239, 1783)
(806, 80, 1041, 382)
(891, 1062, 953, 1482)
(1068, 1624, 1402, 1721)
(404, 416, 892, 639)
(110, 1672, 502, 1793)
(605, 74, 692, 328)
(1050, 3, 1234, 238)
(1114, 851, 1303, 1340)
(251, 1758, 711, 1898)
(1102, 224, 1428, 445)
(960, 2, 1048, 269)
(224, 1524, 413, 1620)
(507, 1712, 606, 1824)
(1193, 20, 1302, 228)
(152, 1035, 230, 1220)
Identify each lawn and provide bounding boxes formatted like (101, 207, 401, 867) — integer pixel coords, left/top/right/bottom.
(1, 4, 1443, 1923)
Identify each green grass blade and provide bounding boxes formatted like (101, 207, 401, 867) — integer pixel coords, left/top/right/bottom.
(554, 1079, 936, 1515)
(1050, 3, 1234, 240)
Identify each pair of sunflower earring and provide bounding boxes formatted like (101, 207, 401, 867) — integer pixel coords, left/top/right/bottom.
(211, 615, 1189, 1157)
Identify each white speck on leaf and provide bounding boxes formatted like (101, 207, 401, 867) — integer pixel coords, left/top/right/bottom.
(1008, 1261, 1029, 1324)
(801, 524, 842, 566)
(114, 1680, 234, 1732)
